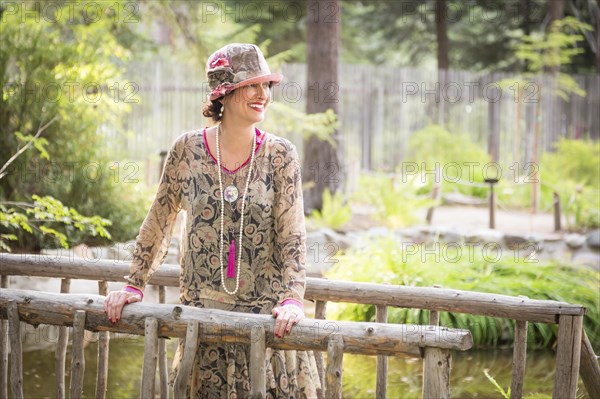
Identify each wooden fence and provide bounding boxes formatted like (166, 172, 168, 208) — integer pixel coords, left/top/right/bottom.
(0, 254, 599, 398)
(104, 60, 600, 185)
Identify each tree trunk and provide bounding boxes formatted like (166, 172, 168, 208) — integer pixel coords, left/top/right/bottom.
(436, 0, 449, 126)
(521, 0, 532, 36)
(549, 0, 565, 24)
(436, 0, 449, 71)
(304, 0, 343, 213)
(596, 1, 600, 75)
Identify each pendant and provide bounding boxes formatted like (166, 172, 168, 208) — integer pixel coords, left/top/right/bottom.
(227, 239, 236, 278)
(223, 184, 239, 203)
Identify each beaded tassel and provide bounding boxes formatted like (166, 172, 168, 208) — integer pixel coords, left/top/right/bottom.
(227, 239, 236, 278)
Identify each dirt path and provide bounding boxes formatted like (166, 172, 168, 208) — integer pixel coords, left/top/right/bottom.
(343, 204, 568, 238)
(423, 205, 562, 236)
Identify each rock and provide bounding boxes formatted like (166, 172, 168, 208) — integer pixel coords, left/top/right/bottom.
(572, 251, 600, 271)
(394, 229, 427, 246)
(537, 242, 571, 263)
(565, 234, 586, 249)
(366, 226, 390, 238)
(504, 234, 529, 250)
(322, 228, 355, 251)
(431, 225, 463, 244)
(466, 229, 504, 244)
(344, 232, 367, 249)
(586, 229, 600, 249)
(540, 233, 562, 242)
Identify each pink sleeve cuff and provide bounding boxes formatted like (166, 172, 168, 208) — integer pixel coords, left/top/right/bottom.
(281, 298, 303, 309)
(124, 285, 144, 300)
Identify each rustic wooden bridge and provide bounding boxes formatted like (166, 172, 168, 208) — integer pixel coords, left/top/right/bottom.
(0, 253, 598, 398)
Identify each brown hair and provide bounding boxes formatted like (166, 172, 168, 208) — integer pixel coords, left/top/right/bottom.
(202, 100, 224, 122)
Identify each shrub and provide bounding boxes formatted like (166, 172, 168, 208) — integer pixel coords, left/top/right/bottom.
(326, 235, 600, 350)
(0, 2, 149, 249)
(541, 138, 600, 230)
(308, 188, 352, 231)
(406, 124, 491, 199)
(352, 172, 437, 228)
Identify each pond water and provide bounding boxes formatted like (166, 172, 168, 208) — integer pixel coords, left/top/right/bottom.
(15, 334, 590, 398)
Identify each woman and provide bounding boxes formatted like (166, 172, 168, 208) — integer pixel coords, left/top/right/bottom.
(104, 43, 320, 398)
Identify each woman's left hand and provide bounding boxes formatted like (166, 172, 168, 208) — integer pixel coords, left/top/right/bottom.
(272, 304, 304, 338)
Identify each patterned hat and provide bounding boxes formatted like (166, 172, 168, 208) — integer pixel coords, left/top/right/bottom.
(206, 43, 283, 101)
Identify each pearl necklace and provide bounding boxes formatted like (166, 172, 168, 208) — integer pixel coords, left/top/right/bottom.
(216, 123, 256, 295)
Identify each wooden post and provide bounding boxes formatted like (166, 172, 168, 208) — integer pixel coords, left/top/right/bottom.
(56, 278, 71, 399)
(422, 347, 451, 399)
(96, 281, 109, 399)
(159, 150, 168, 183)
(553, 315, 583, 399)
(510, 320, 528, 399)
(7, 301, 23, 399)
(487, 81, 501, 163)
(0, 276, 9, 399)
(423, 288, 450, 399)
(325, 333, 344, 399)
(142, 317, 159, 399)
(250, 325, 266, 399)
(174, 321, 199, 399)
(158, 285, 169, 399)
(486, 178, 499, 229)
(69, 310, 86, 399)
(579, 330, 600, 399)
(375, 305, 388, 399)
(314, 300, 327, 399)
(553, 192, 561, 231)
(426, 165, 441, 224)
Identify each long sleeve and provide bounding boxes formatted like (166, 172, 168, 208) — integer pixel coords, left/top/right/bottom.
(273, 141, 307, 303)
(125, 138, 183, 290)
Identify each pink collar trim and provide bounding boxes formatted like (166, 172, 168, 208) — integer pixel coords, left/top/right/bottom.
(203, 127, 266, 175)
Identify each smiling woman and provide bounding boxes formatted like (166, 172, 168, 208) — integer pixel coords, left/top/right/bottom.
(103, 43, 320, 398)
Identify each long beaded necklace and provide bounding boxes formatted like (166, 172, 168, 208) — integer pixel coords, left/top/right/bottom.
(216, 123, 256, 295)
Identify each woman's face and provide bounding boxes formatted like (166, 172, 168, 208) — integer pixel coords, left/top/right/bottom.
(222, 82, 271, 124)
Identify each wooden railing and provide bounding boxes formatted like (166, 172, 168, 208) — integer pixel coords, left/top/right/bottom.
(0, 253, 599, 398)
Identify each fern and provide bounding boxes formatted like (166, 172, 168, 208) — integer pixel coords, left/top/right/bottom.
(309, 188, 352, 231)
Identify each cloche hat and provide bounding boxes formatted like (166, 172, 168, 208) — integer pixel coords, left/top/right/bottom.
(206, 43, 283, 101)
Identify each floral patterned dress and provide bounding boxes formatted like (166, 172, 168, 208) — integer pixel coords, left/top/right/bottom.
(124, 127, 320, 398)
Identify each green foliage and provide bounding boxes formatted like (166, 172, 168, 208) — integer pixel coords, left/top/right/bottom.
(500, 17, 592, 100)
(14, 132, 50, 161)
(326, 235, 600, 350)
(516, 17, 592, 72)
(0, 1, 149, 249)
(406, 124, 492, 199)
(483, 369, 511, 399)
(39, 161, 153, 245)
(261, 104, 339, 144)
(0, 195, 111, 252)
(542, 138, 599, 189)
(541, 138, 600, 230)
(308, 188, 351, 231)
(353, 173, 437, 229)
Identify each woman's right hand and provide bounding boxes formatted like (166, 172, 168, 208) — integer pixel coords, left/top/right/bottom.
(103, 290, 142, 323)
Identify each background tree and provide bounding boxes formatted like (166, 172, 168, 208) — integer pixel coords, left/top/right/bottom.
(303, 0, 343, 212)
(436, 0, 449, 71)
(341, 0, 598, 73)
